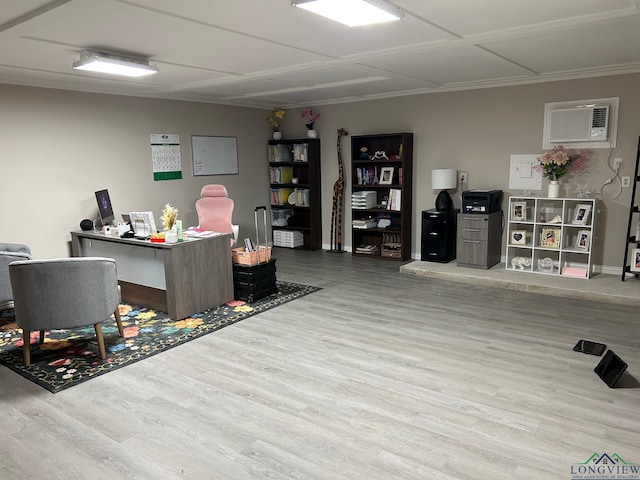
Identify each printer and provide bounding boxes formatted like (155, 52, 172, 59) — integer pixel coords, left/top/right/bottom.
(462, 190, 503, 214)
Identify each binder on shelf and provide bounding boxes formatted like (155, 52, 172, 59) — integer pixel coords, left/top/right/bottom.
(269, 166, 293, 184)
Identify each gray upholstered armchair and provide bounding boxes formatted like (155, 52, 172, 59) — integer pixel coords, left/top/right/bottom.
(0, 243, 32, 310)
(9, 257, 125, 366)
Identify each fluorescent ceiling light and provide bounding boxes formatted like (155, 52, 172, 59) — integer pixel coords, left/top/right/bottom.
(72, 50, 158, 77)
(292, 0, 404, 27)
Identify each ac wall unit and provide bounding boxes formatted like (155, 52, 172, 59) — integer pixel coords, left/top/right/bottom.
(548, 105, 609, 143)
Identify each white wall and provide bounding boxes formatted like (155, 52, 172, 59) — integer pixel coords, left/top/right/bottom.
(2, 73, 639, 270)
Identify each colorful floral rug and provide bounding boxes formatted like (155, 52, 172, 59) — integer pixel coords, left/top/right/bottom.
(0, 281, 320, 393)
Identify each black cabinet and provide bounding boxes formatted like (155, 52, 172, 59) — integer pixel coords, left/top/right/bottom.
(421, 209, 458, 262)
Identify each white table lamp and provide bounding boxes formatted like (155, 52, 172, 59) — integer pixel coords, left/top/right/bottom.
(432, 169, 457, 211)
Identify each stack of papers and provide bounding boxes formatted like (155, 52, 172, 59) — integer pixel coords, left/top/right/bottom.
(183, 227, 223, 238)
(352, 218, 377, 229)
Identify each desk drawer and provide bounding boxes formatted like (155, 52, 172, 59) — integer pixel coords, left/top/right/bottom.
(457, 226, 489, 241)
(458, 214, 491, 230)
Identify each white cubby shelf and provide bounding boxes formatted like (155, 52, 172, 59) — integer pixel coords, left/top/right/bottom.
(506, 197, 596, 279)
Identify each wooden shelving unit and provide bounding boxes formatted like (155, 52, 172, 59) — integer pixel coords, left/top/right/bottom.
(268, 138, 321, 250)
(350, 133, 413, 261)
(506, 196, 596, 278)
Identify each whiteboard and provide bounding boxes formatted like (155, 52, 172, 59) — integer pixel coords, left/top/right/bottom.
(191, 136, 238, 176)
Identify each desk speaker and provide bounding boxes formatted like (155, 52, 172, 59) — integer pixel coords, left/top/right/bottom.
(80, 219, 94, 231)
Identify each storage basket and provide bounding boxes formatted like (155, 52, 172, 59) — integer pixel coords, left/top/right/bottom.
(232, 245, 272, 266)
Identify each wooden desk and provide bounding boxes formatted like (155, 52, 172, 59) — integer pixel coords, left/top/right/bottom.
(71, 231, 233, 319)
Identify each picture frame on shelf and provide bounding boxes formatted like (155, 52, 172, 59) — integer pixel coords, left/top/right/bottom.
(379, 166, 394, 185)
(573, 203, 592, 225)
(540, 227, 561, 248)
(576, 230, 590, 250)
(510, 230, 527, 245)
(511, 201, 527, 221)
(631, 248, 640, 273)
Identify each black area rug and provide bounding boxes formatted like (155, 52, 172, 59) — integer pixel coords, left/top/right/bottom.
(0, 281, 320, 393)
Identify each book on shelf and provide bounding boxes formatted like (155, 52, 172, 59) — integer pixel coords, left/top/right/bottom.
(268, 144, 291, 162)
(355, 167, 378, 185)
(294, 188, 310, 206)
(270, 188, 293, 205)
(352, 218, 377, 229)
(388, 188, 402, 211)
(355, 244, 379, 255)
(293, 143, 308, 162)
(561, 266, 588, 278)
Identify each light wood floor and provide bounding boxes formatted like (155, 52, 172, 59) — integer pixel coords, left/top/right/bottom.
(1, 248, 638, 479)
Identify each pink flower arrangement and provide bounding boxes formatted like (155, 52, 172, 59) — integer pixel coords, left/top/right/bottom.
(301, 108, 320, 129)
(535, 145, 592, 181)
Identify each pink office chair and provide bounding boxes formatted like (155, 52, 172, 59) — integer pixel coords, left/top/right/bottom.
(196, 185, 239, 246)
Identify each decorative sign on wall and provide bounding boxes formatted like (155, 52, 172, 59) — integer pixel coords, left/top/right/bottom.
(150, 133, 182, 181)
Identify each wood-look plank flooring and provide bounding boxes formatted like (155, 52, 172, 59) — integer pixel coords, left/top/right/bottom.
(1, 248, 638, 479)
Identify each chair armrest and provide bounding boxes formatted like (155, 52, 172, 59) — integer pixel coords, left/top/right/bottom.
(232, 224, 239, 247)
(0, 243, 31, 256)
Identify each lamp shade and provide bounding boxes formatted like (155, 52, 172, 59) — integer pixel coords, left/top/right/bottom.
(431, 169, 457, 190)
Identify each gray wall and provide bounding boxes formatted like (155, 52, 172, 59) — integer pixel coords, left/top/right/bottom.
(1, 84, 270, 258)
(278, 73, 639, 272)
(2, 73, 639, 271)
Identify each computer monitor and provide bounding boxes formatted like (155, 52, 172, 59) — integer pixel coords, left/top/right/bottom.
(95, 189, 115, 226)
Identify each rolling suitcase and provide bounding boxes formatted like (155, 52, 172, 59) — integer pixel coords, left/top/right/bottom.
(232, 206, 277, 302)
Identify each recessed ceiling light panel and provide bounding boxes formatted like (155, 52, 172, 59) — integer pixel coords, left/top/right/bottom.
(292, 0, 404, 27)
(72, 50, 158, 77)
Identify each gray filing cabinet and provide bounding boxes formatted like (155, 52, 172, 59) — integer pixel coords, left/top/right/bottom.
(456, 211, 502, 269)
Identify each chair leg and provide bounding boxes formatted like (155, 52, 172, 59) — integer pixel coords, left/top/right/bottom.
(39, 330, 45, 345)
(114, 308, 124, 337)
(94, 323, 106, 360)
(22, 329, 31, 366)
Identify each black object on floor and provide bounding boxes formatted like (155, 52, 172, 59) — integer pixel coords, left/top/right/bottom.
(594, 350, 628, 387)
(573, 339, 606, 356)
(233, 259, 277, 303)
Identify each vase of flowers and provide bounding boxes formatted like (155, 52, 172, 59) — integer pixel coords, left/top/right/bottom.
(301, 107, 319, 138)
(535, 146, 592, 198)
(161, 203, 179, 243)
(268, 108, 286, 139)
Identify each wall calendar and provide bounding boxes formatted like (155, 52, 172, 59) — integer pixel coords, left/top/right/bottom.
(150, 133, 182, 181)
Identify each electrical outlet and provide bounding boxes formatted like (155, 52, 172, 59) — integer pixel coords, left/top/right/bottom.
(458, 171, 468, 184)
(622, 176, 631, 187)
(614, 158, 623, 169)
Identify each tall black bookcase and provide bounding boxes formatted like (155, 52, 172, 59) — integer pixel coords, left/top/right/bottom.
(351, 133, 413, 260)
(268, 138, 321, 250)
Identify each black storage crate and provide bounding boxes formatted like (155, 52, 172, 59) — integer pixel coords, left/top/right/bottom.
(232, 259, 277, 302)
